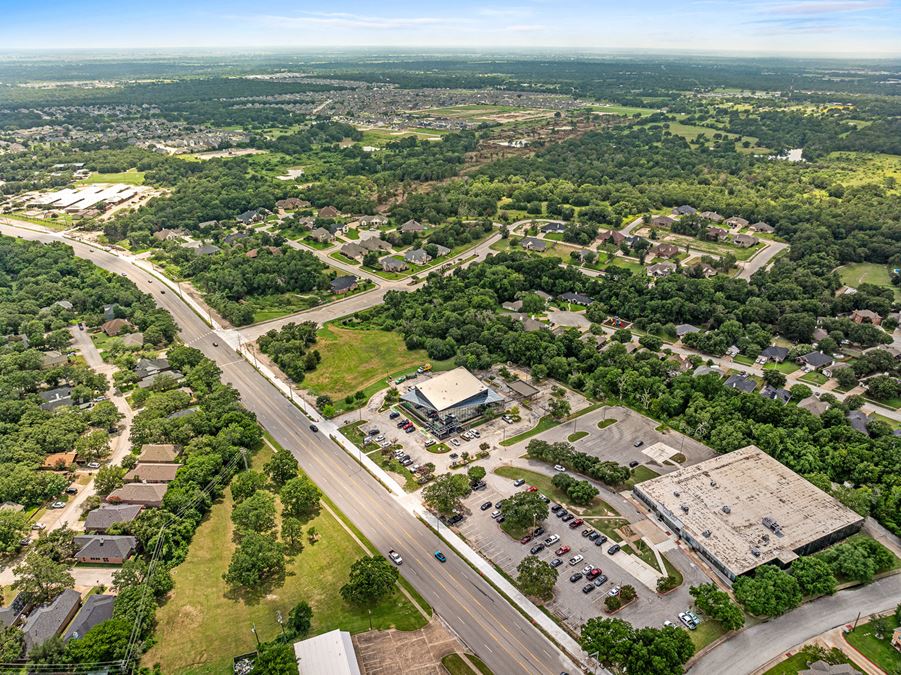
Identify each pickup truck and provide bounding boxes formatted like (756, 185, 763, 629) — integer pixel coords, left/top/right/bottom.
(388, 550, 403, 565)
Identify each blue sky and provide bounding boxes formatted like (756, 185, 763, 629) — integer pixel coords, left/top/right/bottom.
(1, 0, 899, 55)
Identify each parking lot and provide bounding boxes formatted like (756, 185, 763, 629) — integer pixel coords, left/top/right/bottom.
(455, 472, 712, 632)
(525, 405, 715, 470)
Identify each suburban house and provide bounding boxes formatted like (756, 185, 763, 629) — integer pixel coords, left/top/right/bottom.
(760, 345, 790, 362)
(41, 451, 77, 470)
(673, 205, 697, 216)
(694, 365, 723, 377)
(432, 244, 451, 257)
(236, 208, 268, 225)
(120, 333, 144, 347)
(798, 351, 834, 370)
(124, 462, 180, 483)
(847, 410, 870, 435)
(318, 206, 339, 219)
(675, 324, 700, 338)
(647, 262, 676, 278)
(799, 397, 830, 417)
(725, 373, 758, 394)
(651, 215, 675, 227)
(359, 237, 392, 253)
(152, 228, 184, 241)
(749, 222, 775, 233)
(521, 237, 547, 252)
(100, 318, 132, 337)
(699, 211, 724, 223)
(223, 230, 250, 245)
(706, 227, 728, 241)
(502, 300, 523, 312)
(404, 248, 431, 266)
(39, 386, 73, 411)
(64, 594, 116, 641)
(74, 535, 137, 564)
(380, 256, 408, 273)
(400, 219, 425, 233)
(597, 230, 626, 246)
(357, 215, 387, 228)
(690, 263, 718, 278)
(650, 243, 679, 259)
(761, 384, 791, 404)
(725, 216, 749, 228)
(330, 275, 358, 295)
(107, 483, 168, 508)
(137, 443, 180, 463)
(135, 357, 171, 380)
(309, 227, 335, 243)
(541, 222, 566, 234)
(194, 243, 221, 256)
(533, 290, 553, 302)
(275, 197, 308, 210)
(558, 292, 594, 306)
(0, 593, 27, 628)
(84, 504, 143, 532)
(244, 246, 282, 259)
(850, 309, 881, 325)
(340, 242, 366, 260)
(732, 233, 759, 248)
(23, 589, 82, 655)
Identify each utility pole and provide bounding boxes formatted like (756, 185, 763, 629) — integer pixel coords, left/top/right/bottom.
(251, 623, 260, 647)
(276, 610, 286, 641)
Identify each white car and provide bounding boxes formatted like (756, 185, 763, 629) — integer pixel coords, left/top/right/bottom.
(568, 555, 584, 566)
(607, 585, 621, 597)
(471, 430, 480, 438)
(678, 612, 696, 630)
(554, 465, 566, 472)
(388, 550, 403, 565)
(663, 620, 674, 628)
(87, 462, 100, 469)
(50, 501, 66, 509)
(451, 438, 461, 447)
(491, 510, 502, 519)
(544, 534, 560, 546)
(581, 564, 594, 575)
(31, 523, 46, 531)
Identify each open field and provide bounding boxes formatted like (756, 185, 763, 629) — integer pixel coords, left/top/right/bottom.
(822, 152, 901, 189)
(77, 169, 145, 185)
(762, 648, 862, 675)
(411, 104, 552, 124)
(590, 103, 660, 117)
(144, 443, 427, 674)
(359, 127, 448, 146)
(844, 615, 901, 674)
(303, 325, 431, 401)
(838, 262, 900, 300)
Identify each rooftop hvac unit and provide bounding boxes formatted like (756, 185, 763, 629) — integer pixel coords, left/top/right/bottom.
(751, 547, 761, 557)
(680, 504, 689, 513)
(710, 480, 717, 487)
(702, 530, 711, 538)
(761, 534, 770, 543)
(673, 491, 681, 497)
(721, 505, 731, 514)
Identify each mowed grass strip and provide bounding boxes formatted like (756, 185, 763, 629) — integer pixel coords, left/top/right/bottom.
(303, 325, 430, 401)
(144, 445, 426, 674)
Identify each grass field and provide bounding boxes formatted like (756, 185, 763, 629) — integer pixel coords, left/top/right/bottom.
(568, 431, 588, 442)
(303, 325, 431, 402)
(844, 615, 900, 674)
(77, 168, 145, 185)
(800, 371, 829, 385)
(838, 262, 900, 300)
(144, 444, 427, 674)
(8, 210, 74, 231)
(590, 103, 659, 117)
(623, 465, 660, 490)
(441, 653, 493, 675)
(359, 127, 448, 146)
(499, 416, 560, 446)
(688, 619, 728, 652)
(762, 648, 862, 675)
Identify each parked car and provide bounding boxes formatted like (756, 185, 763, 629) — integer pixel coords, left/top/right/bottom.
(434, 551, 447, 563)
(555, 545, 570, 556)
(561, 513, 574, 522)
(568, 555, 584, 566)
(472, 481, 487, 491)
(582, 583, 596, 594)
(587, 568, 602, 580)
(424, 439, 436, 447)
(581, 528, 592, 537)
(529, 544, 545, 555)
(581, 564, 594, 575)
(389, 411, 400, 419)
(544, 535, 560, 546)
(388, 550, 403, 565)
(633, 440, 644, 447)
(587, 531, 599, 541)
(554, 465, 566, 472)
(65, 486, 78, 495)
(593, 574, 609, 587)
(491, 510, 502, 519)
(404, 426, 415, 434)
(496, 516, 505, 523)
(526, 485, 538, 493)
(628, 460, 640, 468)
(607, 585, 621, 597)
(568, 518, 584, 529)
(446, 514, 463, 526)
(533, 526, 544, 536)
(607, 544, 621, 555)
(569, 572, 584, 583)
(31, 523, 46, 531)
(451, 439, 461, 447)
(679, 612, 696, 630)
(550, 504, 563, 514)
(538, 494, 550, 503)
(663, 620, 674, 628)
(686, 611, 702, 626)
(87, 462, 100, 469)
(50, 501, 65, 509)
(480, 501, 493, 511)
(449, 452, 459, 459)
(594, 534, 608, 546)
(550, 558, 563, 568)
(520, 534, 533, 544)
(397, 420, 408, 428)
(513, 479, 526, 487)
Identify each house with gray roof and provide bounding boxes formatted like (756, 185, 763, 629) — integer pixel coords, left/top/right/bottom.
(23, 589, 81, 654)
(541, 221, 566, 234)
(380, 256, 408, 273)
(799, 397, 830, 416)
(760, 345, 789, 362)
(404, 248, 431, 266)
(0, 593, 27, 627)
(64, 594, 116, 641)
(847, 410, 870, 435)
(124, 463, 180, 484)
(359, 237, 392, 253)
(673, 205, 697, 216)
(309, 227, 334, 243)
(799, 351, 834, 369)
(330, 276, 359, 294)
(195, 243, 220, 256)
(432, 244, 451, 257)
(761, 384, 791, 404)
(137, 444, 179, 463)
(74, 535, 137, 564)
(749, 222, 774, 233)
(558, 292, 594, 306)
(725, 373, 758, 393)
(647, 262, 676, 278)
(84, 504, 143, 532)
(675, 324, 700, 338)
(41, 351, 68, 368)
(340, 242, 365, 260)
(733, 233, 759, 248)
(520, 237, 547, 252)
(39, 386, 73, 411)
(107, 483, 168, 508)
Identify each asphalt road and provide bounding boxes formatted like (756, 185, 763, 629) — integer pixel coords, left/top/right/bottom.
(1, 224, 576, 675)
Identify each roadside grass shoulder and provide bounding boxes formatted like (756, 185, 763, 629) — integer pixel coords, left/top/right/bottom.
(762, 648, 862, 675)
(844, 615, 900, 674)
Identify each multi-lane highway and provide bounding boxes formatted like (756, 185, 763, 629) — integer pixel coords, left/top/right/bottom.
(1, 223, 577, 675)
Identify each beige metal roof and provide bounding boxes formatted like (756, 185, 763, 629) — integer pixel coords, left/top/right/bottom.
(293, 629, 361, 675)
(412, 367, 490, 413)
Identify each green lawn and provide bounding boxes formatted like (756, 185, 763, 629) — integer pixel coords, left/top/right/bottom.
(303, 325, 432, 402)
(762, 648, 862, 675)
(590, 103, 659, 118)
(622, 465, 660, 490)
(844, 615, 900, 674)
(597, 418, 617, 430)
(688, 619, 728, 651)
(494, 466, 618, 517)
(800, 371, 829, 385)
(77, 169, 145, 185)
(764, 360, 801, 374)
(441, 653, 493, 675)
(838, 262, 900, 301)
(499, 416, 560, 446)
(567, 431, 588, 442)
(144, 443, 427, 673)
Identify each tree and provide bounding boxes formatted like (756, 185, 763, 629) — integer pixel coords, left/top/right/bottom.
(264, 448, 298, 488)
(763, 369, 786, 388)
(689, 583, 745, 631)
(422, 474, 472, 515)
(548, 397, 571, 420)
(340, 555, 399, 606)
(0, 624, 22, 662)
(790, 556, 837, 597)
(280, 476, 321, 518)
(639, 334, 663, 352)
(231, 491, 277, 534)
(287, 600, 313, 638)
(94, 465, 126, 496)
(733, 565, 801, 617)
(516, 555, 558, 600)
(580, 617, 694, 674)
(88, 400, 121, 431)
(32, 527, 77, 563)
(64, 617, 130, 666)
(75, 429, 110, 461)
(467, 465, 486, 484)
(0, 510, 29, 555)
(580, 617, 634, 669)
(818, 538, 895, 584)
(502, 491, 548, 532)
(866, 374, 900, 402)
(12, 553, 74, 604)
(567, 480, 599, 505)
(834, 366, 859, 390)
(789, 384, 812, 402)
(27, 636, 67, 669)
(252, 641, 296, 674)
(111, 558, 172, 599)
(657, 575, 679, 593)
(281, 516, 303, 550)
(223, 531, 285, 590)
(231, 470, 268, 503)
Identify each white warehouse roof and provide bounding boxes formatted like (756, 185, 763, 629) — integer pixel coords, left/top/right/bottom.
(293, 629, 360, 675)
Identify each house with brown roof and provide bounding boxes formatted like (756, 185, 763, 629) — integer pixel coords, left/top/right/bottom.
(650, 243, 680, 259)
(318, 206, 339, 219)
(597, 230, 626, 246)
(725, 216, 749, 228)
(107, 483, 168, 508)
(705, 227, 728, 241)
(380, 256, 408, 273)
(84, 504, 143, 532)
(699, 211, 724, 223)
(749, 222, 775, 233)
(244, 246, 282, 259)
(124, 463, 180, 484)
(732, 233, 759, 248)
(400, 219, 425, 233)
(42, 452, 77, 470)
(851, 309, 881, 325)
(647, 262, 677, 278)
(309, 227, 335, 243)
(137, 444, 179, 463)
(651, 215, 675, 227)
(100, 318, 131, 337)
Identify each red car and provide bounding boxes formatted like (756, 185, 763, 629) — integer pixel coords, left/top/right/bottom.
(527, 486, 539, 492)
(555, 545, 571, 556)
(568, 518, 584, 529)
(520, 534, 533, 544)
(587, 568, 603, 580)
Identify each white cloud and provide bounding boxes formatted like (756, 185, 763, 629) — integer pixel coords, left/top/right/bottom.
(253, 11, 457, 30)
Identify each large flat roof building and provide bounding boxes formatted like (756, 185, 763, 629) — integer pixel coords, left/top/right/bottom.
(633, 445, 863, 581)
(293, 629, 361, 675)
(401, 367, 504, 438)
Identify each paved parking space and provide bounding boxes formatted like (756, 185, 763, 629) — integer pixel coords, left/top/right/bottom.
(455, 477, 712, 632)
(525, 406, 714, 470)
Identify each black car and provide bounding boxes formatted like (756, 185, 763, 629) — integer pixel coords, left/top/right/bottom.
(550, 558, 563, 567)
(633, 440, 644, 447)
(550, 504, 563, 513)
(587, 531, 599, 541)
(581, 528, 592, 537)
(533, 527, 545, 536)
(582, 583, 596, 594)
(496, 500, 506, 509)
(389, 411, 400, 419)
(397, 420, 408, 428)
(530, 544, 545, 555)
(446, 514, 464, 526)
(569, 572, 584, 583)
(594, 534, 608, 546)
(309, 424, 318, 432)
(472, 481, 487, 491)
(496, 516, 505, 524)
(607, 544, 621, 555)
(561, 513, 574, 522)
(629, 460, 639, 468)
(538, 494, 550, 503)
(480, 501, 493, 511)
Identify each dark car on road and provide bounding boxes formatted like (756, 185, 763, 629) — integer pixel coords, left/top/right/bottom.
(582, 583, 596, 594)
(529, 543, 545, 554)
(607, 544, 621, 555)
(569, 572, 584, 583)
(480, 501, 493, 511)
(593, 574, 609, 587)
